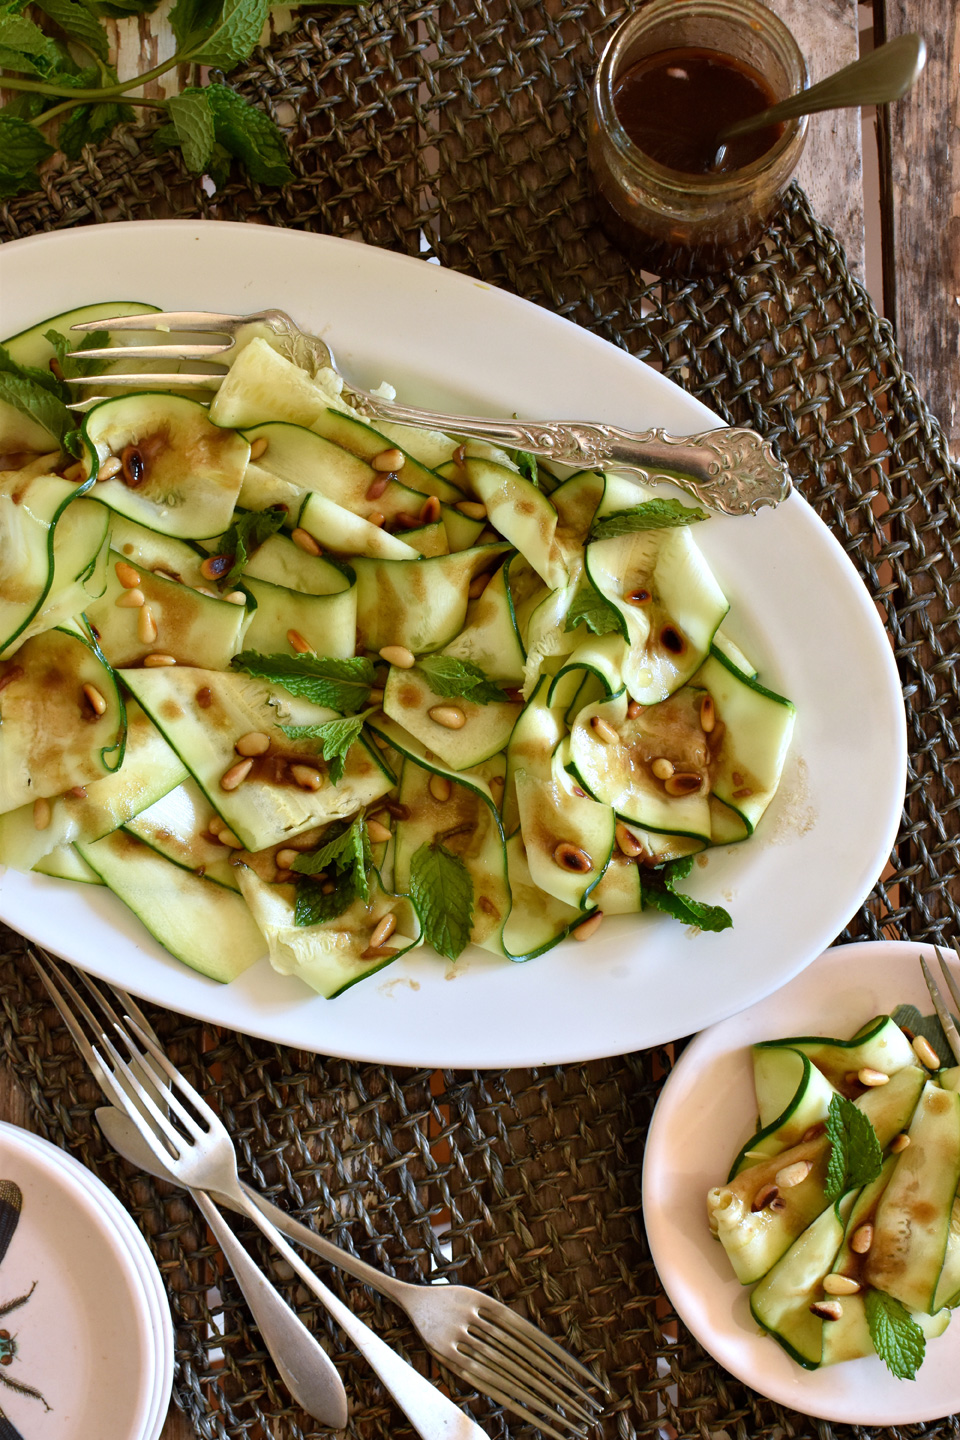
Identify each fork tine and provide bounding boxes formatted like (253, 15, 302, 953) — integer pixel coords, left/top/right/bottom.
(443, 1354, 591, 1440)
(73, 972, 171, 1106)
(476, 1302, 609, 1394)
(66, 343, 232, 361)
(28, 951, 127, 1109)
(938, 944, 960, 1020)
(71, 312, 242, 333)
(67, 372, 224, 388)
(921, 953, 960, 1063)
(466, 1323, 600, 1414)
(460, 1334, 597, 1424)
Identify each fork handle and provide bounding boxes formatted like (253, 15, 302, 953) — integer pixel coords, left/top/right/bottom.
(231, 1187, 487, 1440)
(346, 393, 791, 517)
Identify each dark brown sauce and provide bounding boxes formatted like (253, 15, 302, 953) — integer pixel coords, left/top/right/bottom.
(613, 47, 783, 175)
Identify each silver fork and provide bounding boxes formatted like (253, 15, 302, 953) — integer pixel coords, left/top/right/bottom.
(919, 947, 960, 1063)
(32, 953, 606, 1440)
(68, 309, 791, 516)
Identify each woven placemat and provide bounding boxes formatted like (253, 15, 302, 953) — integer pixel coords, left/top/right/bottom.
(2, 0, 959, 1436)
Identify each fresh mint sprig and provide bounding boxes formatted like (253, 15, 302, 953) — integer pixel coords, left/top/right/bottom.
(232, 651, 375, 714)
(563, 582, 624, 638)
(215, 508, 285, 589)
(416, 654, 509, 705)
(292, 816, 371, 924)
(864, 1289, 925, 1380)
(641, 854, 733, 933)
(281, 713, 369, 785)
(408, 840, 473, 961)
(824, 1092, 883, 1201)
(587, 498, 708, 542)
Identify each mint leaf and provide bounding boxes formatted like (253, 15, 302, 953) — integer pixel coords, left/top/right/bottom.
(294, 869, 358, 927)
(416, 654, 509, 704)
(588, 499, 709, 542)
(409, 841, 473, 961)
(641, 855, 732, 933)
(168, 89, 215, 174)
(206, 84, 293, 186)
(512, 448, 539, 487)
(865, 1289, 925, 1380)
(824, 1093, 883, 1202)
(215, 507, 284, 588)
(232, 651, 375, 714)
(0, 14, 60, 67)
(292, 816, 372, 922)
(188, 0, 271, 69)
(564, 582, 623, 637)
(86, 0, 161, 16)
(0, 343, 63, 396)
(891, 1004, 951, 1068)
(0, 372, 71, 441)
(0, 115, 55, 198)
(31, 0, 109, 59)
(168, 0, 222, 46)
(53, 70, 134, 160)
(44, 328, 110, 381)
(281, 714, 365, 786)
(63, 427, 84, 458)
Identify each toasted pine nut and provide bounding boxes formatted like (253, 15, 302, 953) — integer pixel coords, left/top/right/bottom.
(200, 554, 231, 581)
(615, 822, 644, 858)
(235, 731, 270, 758)
(572, 910, 603, 941)
(291, 528, 321, 556)
(589, 716, 618, 744)
(858, 1066, 889, 1087)
(428, 704, 466, 729)
(890, 1132, 911, 1153)
(82, 682, 107, 716)
(115, 588, 145, 608)
(913, 1034, 941, 1070)
(373, 448, 405, 472)
(220, 758, 253, 791)
(366, 818, 392, 844)
(665, 772, 702, 797)
(194, 587, 218, 598)
(98, 455, 123, 481)
(142, 653, 177, 667)
(553, 841, 593, 874)
(291, 764, 324, 791)
(823, 1274, 860, 1295)
(394, 510, 420, 529)
(624, 587, 651, 606)
(850, 1224, 873, 1254)
(63, 461, 84, 482)
(68, 786, 87, 799)
(248, 436, 269, 460)
(489, 774, 505, 793)
(33, 798, 51, 831)
(627, 700, 642, 719)
(456, 501, 487, 520)
(275, 848, 300, 869)
(751, 1183, 779, 1212)
(208, 815, 225, 836)
(274, 869, 295, 883)
(287, 629, 312, 654)
(115, 561, 141, 589)
(380, 645, 415, 668)
(218, 828, 243, 849)
(369, 914, 397, 949)
(419, 496, 441, 524)
(802, 1123, 825, 1141)
(223, 591, 246, 606)
(775, 1160, 811, 1189)
(138, 607, 158, 644)
(651, 757, 675, 780)
(429, 773, 453, 802)
(368, 511, 385, 528)
(810, 1300, 843, 1321)
(366, 474, 389, 499)
(468, 572, 491, 599)
(700, 695, 716, 733)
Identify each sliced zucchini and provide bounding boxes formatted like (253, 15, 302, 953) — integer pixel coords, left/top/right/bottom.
(125, 779, 243, 890)
(588, 849, 643, 914)
(310, 409, 461, 503)
(209, 338, 349, 430)
(353, 545, 509, 655)
(711, 628, 757, 679)
(729, 1050, 837, 1177)
(382, 663, 521, 771)
(750, 1196, 856, 1370)
(105, 514, 212, 590)
(4, 301, 160, 370)
(515, 772, 613, 910)
(34, 845, 103, 884)
(439, 560, 525, 685)
(696, 653, 795, 834)
(547, 632, 625, 711)
(240, 531, 350, 596)
(242, 575, 357, 661)
(458, 457, 567, 588)
(754, 1016, 918, 1092)
(502, 674, 564, 835)
(482, 833, 581, 961)
(296, 490, 418, 560)
(365, 713, 503, 815)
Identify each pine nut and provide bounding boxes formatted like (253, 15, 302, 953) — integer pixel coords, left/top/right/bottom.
(489, 775, 505, 793)
(235, 731, 270, 757)
(369, 914, 397, 949)
(368, 511, 385, 528)
(33, 798, 51, 831)
(200, 555, 231, 581)
(63, 461, 84, 482)
(291, 528, 321, 556)
(468, 573, 491, 599)
(379, 645, 415, 669)
(194, 587, 218, 598)
(615, 822, 644, 858)
(273, 868, 294, 883)
(627, 700, 642, 719)
(138, 607, 158, 644)
(553, 841, 593, 873)
(208, 815, 225, 836)
(850, 1224, 873, 1254)
(700, 695, 716, 733)
(802, 1123, 825, 1141)
(68, 786, 87, 799)
(858, 1067, 889, 1087)
(823, 1274, 860, 1296)
(373, 448, 404, 472)
(82, 682, 107, 716)
(366, 819, 392, 843)
(142, 653, 177, 667)
(218, 828, 243, 849)
(275, 848, 299, 869)
(115, 561, 141, 588)
(221, 758, 253, 791)
(98, 455, 123, 481)
(428, 704, 466, 729)
(751, 1183, 779, 1212)
(913, 1034, 941, 1070)
(624, 587, 651, 606)
(286, 629, 312, 654)
(429, 773, 453, 802)
(665, 772, 702, 797)
(572, 910, 603, 941)
(419, 496, 441, 524)
(249, 436, 269, 460)
(115, 588, 145, 608)
(651, 757, 675, 780)
(775, 1160, 811, 1189)
(890, 1132, 911, 1153)
(291, 764, 323, 791)
(810, 1300, 843, 1322)
(456, 501, 487, 520)
(223, 591, 246, 606)
(366, 474, 390, 499)
(589, 716, 618, 744)
(394, 511, 420, 529)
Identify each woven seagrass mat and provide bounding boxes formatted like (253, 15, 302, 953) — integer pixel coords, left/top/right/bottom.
(2, 0, 960, 1437)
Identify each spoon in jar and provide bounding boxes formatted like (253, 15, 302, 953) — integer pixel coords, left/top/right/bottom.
(712, 32, 926, 170)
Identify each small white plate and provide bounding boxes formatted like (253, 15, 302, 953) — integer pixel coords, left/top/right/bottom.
(0, 1125, 159, 1440)
(3, 1126, 174, 1440)
(643, 939, 960, 1424)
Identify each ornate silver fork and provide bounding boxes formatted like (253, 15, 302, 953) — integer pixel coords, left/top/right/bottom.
(32, 951, 606, 1440)
(919, 947, 960, 1064)
(68, 308, 792, 516)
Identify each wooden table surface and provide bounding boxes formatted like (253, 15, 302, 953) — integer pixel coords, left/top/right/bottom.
(0, 2, 954, 1437)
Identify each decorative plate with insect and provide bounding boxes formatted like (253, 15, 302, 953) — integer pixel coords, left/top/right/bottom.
(0, 1126, 159, 1440)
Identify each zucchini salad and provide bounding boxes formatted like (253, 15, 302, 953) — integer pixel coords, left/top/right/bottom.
(0, 302, 795, 997)
(709, 1015, 960, 1378)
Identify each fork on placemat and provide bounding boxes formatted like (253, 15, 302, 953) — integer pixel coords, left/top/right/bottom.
(29, 950, 607, 1440)
(919, 948, 960, 1064)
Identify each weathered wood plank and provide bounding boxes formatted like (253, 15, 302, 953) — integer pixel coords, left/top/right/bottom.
(764, 0, 865, 278)
(876, 0, 960, 444)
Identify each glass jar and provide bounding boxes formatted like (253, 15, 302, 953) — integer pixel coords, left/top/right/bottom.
(588, 0, 808, 276)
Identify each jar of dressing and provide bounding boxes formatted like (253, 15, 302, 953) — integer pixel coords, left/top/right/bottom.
(588, 0, 809, 276)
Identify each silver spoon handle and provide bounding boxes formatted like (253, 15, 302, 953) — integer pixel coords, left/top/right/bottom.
(348, 390, 791, 516)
